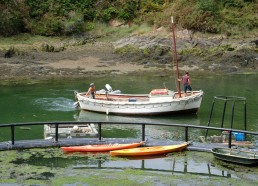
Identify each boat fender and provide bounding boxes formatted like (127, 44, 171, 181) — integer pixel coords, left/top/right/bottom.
(106, 109, 109, 115)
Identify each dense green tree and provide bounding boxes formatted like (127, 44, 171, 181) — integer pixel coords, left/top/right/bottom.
(0, 0, 29, 36)
(0, 0, 257, 36)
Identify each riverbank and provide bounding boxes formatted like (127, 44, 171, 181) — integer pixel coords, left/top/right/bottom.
(0, 31, 257, 84)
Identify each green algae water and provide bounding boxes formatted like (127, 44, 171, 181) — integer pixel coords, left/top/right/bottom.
(1, 73, 258, 185)
(0, 73, 258, 140)
(0, 148, 257, 185)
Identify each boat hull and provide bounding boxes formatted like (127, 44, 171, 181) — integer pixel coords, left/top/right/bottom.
(76, 90, 203, 116)
(110, 143, 188, 156)
(61, 142, 144, 152)
(211, 148, 258, 165)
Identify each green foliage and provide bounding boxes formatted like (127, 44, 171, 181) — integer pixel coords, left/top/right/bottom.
(0, 0, 29, 36)
(102, 7, 119, 22)
(115, 45, 140, 54)
(219, 2, 258, 35)
(222, 0, 245, 8)
(0, 0, 257, 36)
(170, 0, 220, 33)
(40, 43, 55, 52)
(24, 0, 95, 36)
(29, 13, 64, 36)
(63, 12, 84, 35)
(197, 0, 219, 12)
(118, 0, 139, 21)
(139, 0, 163, 13)
(84, 22, 95, 31)
(25, 0, 50, 19)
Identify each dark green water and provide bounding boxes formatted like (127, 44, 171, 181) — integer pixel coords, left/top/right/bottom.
(0, 73, 258, 141)
(1, 73, 258, 185)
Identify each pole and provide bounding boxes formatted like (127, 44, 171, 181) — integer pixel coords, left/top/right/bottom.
(171, 16, 181, 97)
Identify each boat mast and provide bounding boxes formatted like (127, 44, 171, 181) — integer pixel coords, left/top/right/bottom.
(171, 16, 181, 97)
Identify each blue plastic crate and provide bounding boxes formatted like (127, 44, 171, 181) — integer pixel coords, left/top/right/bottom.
(233, 132, 245, 141)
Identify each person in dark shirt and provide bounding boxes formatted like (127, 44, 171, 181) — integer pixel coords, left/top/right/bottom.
(178, 72, 192, 96)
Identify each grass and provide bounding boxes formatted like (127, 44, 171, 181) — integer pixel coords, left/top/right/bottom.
(0, 23, 153, 51)
(0, 34, 66, 52)
(89, 22, 153, 42)
(0, 34, 63, 46)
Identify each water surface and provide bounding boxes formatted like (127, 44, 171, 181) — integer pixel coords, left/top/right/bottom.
(1, 73, 258, 185)
(0, 73, 257, 140)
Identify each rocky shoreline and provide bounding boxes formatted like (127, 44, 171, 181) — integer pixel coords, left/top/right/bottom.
(0, 33, 257, 83)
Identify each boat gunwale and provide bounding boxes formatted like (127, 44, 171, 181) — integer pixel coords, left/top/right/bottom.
(76, 90, 204, 105)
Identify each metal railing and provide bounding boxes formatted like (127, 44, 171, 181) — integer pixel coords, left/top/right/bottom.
(205, 96, 247, 139)
(1, 121, 258, 148)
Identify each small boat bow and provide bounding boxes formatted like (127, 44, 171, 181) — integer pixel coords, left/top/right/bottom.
(211, 148, 258, 165)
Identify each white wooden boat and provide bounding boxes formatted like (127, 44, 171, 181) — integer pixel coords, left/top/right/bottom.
(75, 88, 203, 115)
(74, 17, 203, 116)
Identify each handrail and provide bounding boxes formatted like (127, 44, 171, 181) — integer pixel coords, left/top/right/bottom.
(205, 96, 247, 139)
(1, 121, 258, 148)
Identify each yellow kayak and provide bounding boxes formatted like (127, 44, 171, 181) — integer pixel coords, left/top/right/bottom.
(110, 142, 189, 157)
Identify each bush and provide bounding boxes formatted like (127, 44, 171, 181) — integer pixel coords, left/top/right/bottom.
(197, 0, 220, 12)
(63, 12, 84, 35)
(171, 0, 220, 33)
(29, 13, 64, 36)
(102, 7, 119, 22)
(0, 0, 29, 36)
(222, 0, 245, 8)
(118, 0, 139, 21)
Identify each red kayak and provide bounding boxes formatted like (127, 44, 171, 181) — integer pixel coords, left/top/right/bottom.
(61, 141, 144, 152)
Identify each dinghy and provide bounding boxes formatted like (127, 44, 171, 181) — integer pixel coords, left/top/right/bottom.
(211, 148, 258, 165)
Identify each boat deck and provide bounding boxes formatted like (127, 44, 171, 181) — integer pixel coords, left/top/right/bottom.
(95, 94, 149, 102)
(90, 91, 199, 102)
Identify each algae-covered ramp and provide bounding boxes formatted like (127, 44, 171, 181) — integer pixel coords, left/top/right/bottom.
(0, 148, 258, 186)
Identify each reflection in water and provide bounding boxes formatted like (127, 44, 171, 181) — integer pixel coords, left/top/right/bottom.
(12, 149, 238, 179)
(77, 110, 203, 141)
(77, 110, 201, 124)
(68, 153, 234, 179)
(1, 143, 257, 185)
